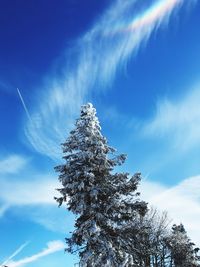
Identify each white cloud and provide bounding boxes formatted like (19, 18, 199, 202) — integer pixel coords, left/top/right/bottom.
(140, 175, 200, 246)
(23, 205, 73, 233)
(25, 0, 185, 159)
(0, 155, 28, 174)
(0, 204, 9, 217)
(0, 170, 70, 232)
(143, 87, 200, 151)
(0, 152, 69, 232)
(2, 242, 29, 266)
(7, 240, 65, 267)
(0, 175, 59, 206)
(140, 179, 166, 201)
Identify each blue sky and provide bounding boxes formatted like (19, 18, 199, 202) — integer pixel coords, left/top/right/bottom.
(1, 0, 200, 266)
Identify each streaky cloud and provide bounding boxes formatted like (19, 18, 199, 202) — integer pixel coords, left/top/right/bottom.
(0, 174, 59, 206)
(143, 86, 200, 151)
(7, 240, 65, 267)
(140, 175, 200, 246)
(17, 88, 33, 123)
(0, 154, 28, 174)
(1, 242, 29, 266)
(25, 0, 186, 159)
(0, 204, 9, 217)
(0, 173, 72, 232)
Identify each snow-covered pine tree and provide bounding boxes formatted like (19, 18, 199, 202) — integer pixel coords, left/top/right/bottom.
(55, 103, 147, 267)
(167, 224, 200, 267)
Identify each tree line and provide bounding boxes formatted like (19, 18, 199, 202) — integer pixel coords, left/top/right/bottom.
(55, 103, 200, 267)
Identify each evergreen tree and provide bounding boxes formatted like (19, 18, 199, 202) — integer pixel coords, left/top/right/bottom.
(55, 103, 147, 267)
(167, 224, 200, 267)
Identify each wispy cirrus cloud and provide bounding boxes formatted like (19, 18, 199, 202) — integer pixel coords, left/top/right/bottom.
(0, 204, 9, 217)
(0, 154, 28, 174)
(25, 0, 186, 159)
(7, 240, 65, 267)
(0, 153, 55, 210)
(143, 86, 200, 151)
(0, 153, 58, 207)
(0, 173, 71, 232)
(140, 175, 200, 245)
(0, 152, 70, 232)
(0, 175, 58, 206)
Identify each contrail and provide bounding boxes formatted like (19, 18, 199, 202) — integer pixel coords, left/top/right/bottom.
(7, 240, 65, 267)
(1, 241, 29, 266)
(17, 88, 32, 123)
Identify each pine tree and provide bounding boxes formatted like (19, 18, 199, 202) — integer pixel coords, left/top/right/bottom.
(55, 103, 147, 267)
(167, 224, 200, 267)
